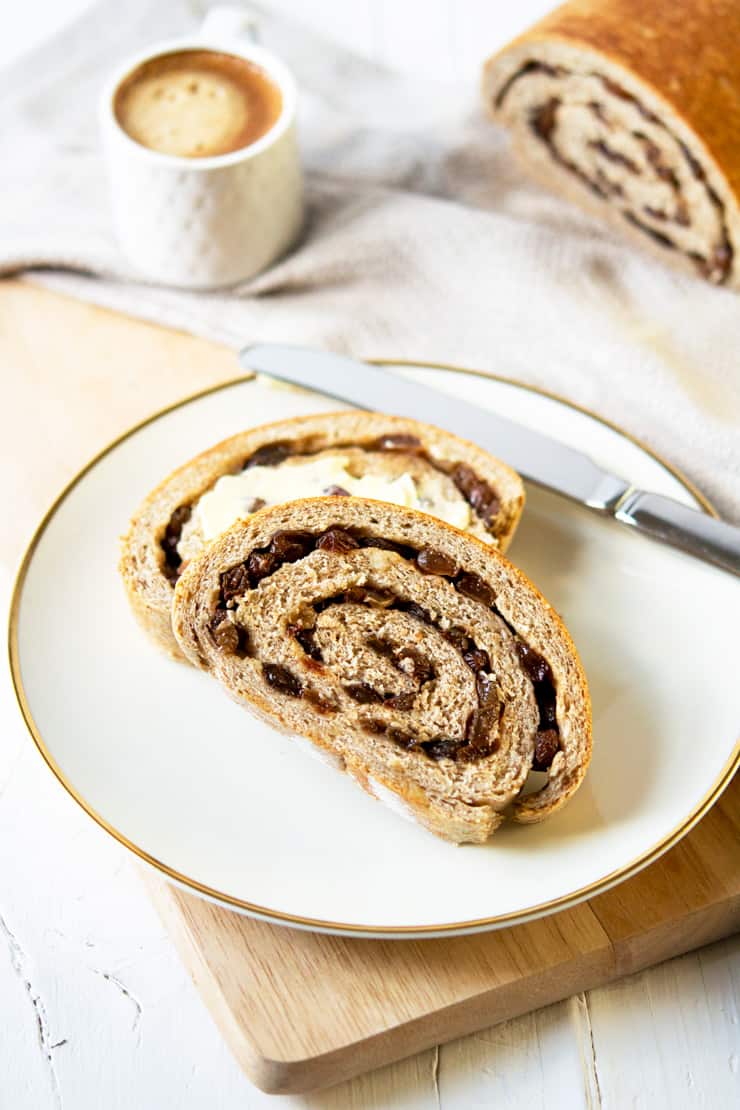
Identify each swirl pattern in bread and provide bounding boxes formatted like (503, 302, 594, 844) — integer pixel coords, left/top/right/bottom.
(483, 0, 740, 286)
(120, 411, 525, 659)
(172, 498, 591, 844)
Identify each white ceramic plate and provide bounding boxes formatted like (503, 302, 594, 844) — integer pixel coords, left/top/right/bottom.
(10, 364, 740, 938)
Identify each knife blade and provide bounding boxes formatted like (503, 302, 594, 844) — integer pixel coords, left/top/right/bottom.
(239, 344, 740, 578)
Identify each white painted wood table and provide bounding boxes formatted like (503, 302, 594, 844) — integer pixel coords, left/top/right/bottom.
(1, 3, 739, 1108)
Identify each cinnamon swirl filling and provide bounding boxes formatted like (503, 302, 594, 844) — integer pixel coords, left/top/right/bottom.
(208, 526, 561, 771)
(495, 61, 733, 283)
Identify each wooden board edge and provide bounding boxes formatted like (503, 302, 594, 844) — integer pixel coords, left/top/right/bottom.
(603, 895, 740, 979)
(139, 870, 612, 1093)
(141, 868, 740, 1093)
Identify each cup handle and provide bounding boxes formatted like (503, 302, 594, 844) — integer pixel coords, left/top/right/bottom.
(200, 5, 260, 47)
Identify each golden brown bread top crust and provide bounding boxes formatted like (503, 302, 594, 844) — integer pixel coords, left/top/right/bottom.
(490, 0, 740, 199)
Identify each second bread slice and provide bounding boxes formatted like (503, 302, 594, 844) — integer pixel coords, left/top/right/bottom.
(120, 410, 525, 659)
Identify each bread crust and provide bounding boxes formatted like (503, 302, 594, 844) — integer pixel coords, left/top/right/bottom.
(119, 410, 525, 659)
(172, 497, 591, 844)
(482, 0, 740, 286)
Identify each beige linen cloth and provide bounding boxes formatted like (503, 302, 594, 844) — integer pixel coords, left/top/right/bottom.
(1, 0, 738, 520)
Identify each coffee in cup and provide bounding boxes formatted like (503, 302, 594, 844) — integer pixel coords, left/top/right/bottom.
(113, 49, 283, 158)
(100, 9, 304, 288)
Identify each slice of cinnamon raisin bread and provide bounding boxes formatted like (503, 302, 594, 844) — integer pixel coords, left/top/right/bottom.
(172, 497, 590, 844)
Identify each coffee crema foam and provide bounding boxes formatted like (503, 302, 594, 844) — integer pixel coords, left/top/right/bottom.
(113, 49, 283, 158)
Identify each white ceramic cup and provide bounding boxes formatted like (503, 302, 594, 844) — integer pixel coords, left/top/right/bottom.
(99, 7, 304, 288)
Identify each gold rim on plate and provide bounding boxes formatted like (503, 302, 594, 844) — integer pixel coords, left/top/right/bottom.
(8, 361, 739, 937)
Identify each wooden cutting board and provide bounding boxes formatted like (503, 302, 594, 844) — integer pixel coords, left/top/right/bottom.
(4, 281, 739, 1097)
(143, 777, 739, 1095)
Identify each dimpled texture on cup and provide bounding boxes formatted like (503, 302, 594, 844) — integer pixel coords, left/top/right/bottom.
(106, 123, 303, 287)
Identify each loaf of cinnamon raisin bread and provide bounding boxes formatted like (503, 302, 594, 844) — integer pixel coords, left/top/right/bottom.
(483, 0, 740, 286)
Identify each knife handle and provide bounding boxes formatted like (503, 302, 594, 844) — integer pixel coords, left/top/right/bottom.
(615, 491, 740, 577)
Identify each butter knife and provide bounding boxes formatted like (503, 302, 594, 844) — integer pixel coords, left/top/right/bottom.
(239, 344, 740, 578)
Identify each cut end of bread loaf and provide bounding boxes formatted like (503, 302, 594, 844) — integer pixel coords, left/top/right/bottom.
(483, 25, 740, 287)
(172, 497, 591, 845)
(119, 409, 525, 659)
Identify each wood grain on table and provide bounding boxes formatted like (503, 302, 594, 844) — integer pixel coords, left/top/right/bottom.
(1, 279, 738, 1109)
